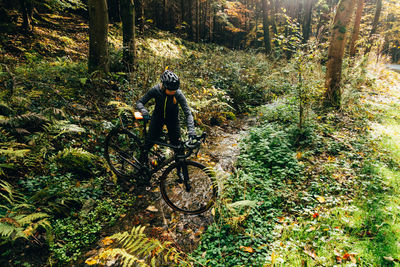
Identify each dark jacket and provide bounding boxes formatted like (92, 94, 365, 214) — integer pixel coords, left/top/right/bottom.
(136, 84, 195, 135)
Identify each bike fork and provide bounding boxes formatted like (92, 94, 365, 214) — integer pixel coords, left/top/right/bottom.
(177, 162, 191, 192)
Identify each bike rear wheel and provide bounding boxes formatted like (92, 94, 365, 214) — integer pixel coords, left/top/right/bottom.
(104, 127, 142, 179)
(160, 160, 217, 214)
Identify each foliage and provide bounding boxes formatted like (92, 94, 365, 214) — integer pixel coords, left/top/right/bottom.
(50, 147, 99, 176)
(0, 180, 51, 242)
(85, 226, 190, 267)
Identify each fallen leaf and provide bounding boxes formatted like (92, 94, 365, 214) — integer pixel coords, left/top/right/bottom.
(85, 258, 98, 265)
(271, 252, 278, 264)
(240, 246, 255, 253)
(277, 216, 285, 223)
(296, 151, 302, 159)
(102, 237, 114, 246)
(349, 254, 357, 264)
(304, 246, 317, 259)
(146, 206, 158, 212)
(316, 196, 325, 203)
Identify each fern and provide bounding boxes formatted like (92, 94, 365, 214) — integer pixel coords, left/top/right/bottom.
(44, 120, 85, 136)
(0, 179, 52, 242)
(51, 147, 98, 175)
(86, 226, 191, 267)
(0, 101, 13, 116)
(0, 112, 49, 135)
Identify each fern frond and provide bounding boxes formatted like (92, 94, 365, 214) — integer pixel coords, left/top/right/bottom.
(0, 148, 31, 159)
(42, 107, 66, 119)
(0, 102, 13, 116)
(0, 112, 49, 134)
(14, 212, 49, 225)
(0, 223, 24, 239)
(44, 120, 85, 135)
(107, 225, 191, 266)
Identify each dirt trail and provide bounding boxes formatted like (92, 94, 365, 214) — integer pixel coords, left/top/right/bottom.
(99, 115, 256, 256)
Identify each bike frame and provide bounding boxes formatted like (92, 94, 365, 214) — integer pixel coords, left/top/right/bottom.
(120, 116, 198, 179)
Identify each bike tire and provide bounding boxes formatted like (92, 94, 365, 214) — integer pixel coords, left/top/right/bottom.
(160, 160, 217, 214)
(104, 127, 143, 180)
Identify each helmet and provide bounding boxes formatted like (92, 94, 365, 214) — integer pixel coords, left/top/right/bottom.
(160, 70, 180, 90)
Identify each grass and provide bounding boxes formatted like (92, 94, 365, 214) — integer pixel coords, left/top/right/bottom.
(268, 65, 400, 266)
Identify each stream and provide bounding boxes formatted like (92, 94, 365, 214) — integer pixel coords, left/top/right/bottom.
(89, 115, 257, 264)
(387, 64, 400, 73)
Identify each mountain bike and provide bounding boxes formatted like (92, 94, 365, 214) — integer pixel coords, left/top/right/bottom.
(104, 111, 217, 215)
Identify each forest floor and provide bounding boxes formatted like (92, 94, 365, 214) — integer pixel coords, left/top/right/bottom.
(3, 12, 400, 267)
(83, 115, 257, 265)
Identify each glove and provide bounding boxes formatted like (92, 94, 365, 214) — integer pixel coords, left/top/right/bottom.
(189, 134, 197, 142)
(141, 109, 150, 120)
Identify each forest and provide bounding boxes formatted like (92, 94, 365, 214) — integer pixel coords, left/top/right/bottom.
(1, 0, 400, 266)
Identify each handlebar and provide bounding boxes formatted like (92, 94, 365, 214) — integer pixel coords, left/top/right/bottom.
(184, 133, 206, 156)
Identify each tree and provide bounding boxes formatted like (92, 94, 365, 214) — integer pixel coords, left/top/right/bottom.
(120, 0, 136, 71)
(261, 0, 271, 54)
(302, 0, 314, 43)
(88, 0, 110, 74)
(19, 0, 33, 31)
(365, 0, 382, 54)
(349, 0, 364, 57)
(324, 0, 356, 109)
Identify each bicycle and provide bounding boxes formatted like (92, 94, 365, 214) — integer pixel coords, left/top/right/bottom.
(104, 111, 217, 215)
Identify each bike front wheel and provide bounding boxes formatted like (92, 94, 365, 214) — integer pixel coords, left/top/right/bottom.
(160, 160, 217, 214)
(104, 127, 142, 180)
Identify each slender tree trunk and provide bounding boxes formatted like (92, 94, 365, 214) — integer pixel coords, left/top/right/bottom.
(135, 0, 144, 33)
(162, 0, 167, 30)
(349, 0, 364, 57)
(108, 0, 121, 23)
(19, 0, 33, 31)
(88, 0, 110, 74)
(188, 0, 194, 40)
(181, 0, 185, 23)
(209, 1, 214, 41)
(120, 0, 135, 71)
(302, 0, 313, 43)
(365, 0, 382, 54)
(195, 0, 200, 42)
(324, 0, 356, 109)
(261, 0, 271, 54)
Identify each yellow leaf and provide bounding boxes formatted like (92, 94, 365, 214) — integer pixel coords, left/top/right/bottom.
(271, 252, 278, 264)
(240, 246, 255, 253)
(85, 258, 98, 265)
(146, 205, 158, 212)
(316, 196, 325, 203)
(211, 207, 215, 216)
(296, 151, 302, 159)
(102, 237, 114, 246)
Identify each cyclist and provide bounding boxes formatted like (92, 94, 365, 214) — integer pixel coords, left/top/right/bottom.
(136, 69, 196, 164)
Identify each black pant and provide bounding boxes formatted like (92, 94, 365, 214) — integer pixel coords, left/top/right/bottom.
(145, 114, 181, 150)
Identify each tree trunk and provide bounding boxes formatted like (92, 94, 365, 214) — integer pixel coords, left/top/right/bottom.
(107, 0, 121, 23)
(162, 0, 168, 30)
(302, 0, 313, 43)
(324, 0, 356, 109)
(365, 0, 382, 54)
(188, 0, 194, 40)
(195, 0, 200, 42)
(135, 0, 144, 33)
(88, 0, 110, 74)
(209, 1, 214, 41)
(349, 0, 364, 57)
(181, 0, 185, 23)
(261, 0, 271, 54)
(120, 0, 135, 71)
(19, 0, 33, 31)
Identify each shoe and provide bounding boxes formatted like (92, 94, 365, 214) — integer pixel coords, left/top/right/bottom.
(176, 171, 184, 184)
